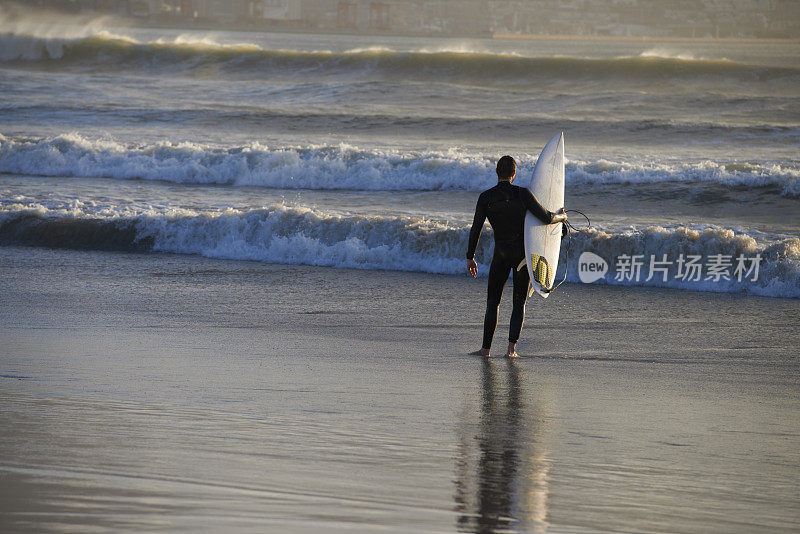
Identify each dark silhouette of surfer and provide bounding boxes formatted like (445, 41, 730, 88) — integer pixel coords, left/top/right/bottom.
(467, 156, 567, 358)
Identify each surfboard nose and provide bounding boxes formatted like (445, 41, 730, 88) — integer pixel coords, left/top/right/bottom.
(545, 132, 564, 153)
(553, 131, 564, 159)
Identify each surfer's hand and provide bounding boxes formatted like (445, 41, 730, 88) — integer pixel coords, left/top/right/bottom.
(551, 208, 568, 224)
(467, 258, 478, 278)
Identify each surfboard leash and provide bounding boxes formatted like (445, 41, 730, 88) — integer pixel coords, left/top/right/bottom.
(549, 209, 591, 293)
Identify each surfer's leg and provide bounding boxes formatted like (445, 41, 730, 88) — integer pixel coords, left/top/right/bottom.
(482, 253, 510, 352)
(508, 255, 530, 350)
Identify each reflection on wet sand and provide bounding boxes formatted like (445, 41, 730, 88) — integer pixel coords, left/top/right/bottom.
(455, 359, 551, 533)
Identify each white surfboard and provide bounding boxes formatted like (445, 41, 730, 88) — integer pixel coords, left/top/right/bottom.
(519, 132, 565, 298)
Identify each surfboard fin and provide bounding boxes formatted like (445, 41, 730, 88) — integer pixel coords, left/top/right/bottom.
(516, 259, 526, 272)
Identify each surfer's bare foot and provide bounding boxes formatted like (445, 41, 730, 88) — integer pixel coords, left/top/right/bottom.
(506, 342, 519, 358)
(471, 348, 491, 357)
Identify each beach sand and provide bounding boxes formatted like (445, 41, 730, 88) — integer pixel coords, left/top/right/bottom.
(1, 245, 798, 533)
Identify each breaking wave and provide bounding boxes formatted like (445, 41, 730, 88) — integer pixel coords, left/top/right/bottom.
(563, 226, 799, 298)
(1, 133, 798, 196)
(2, 30, 797, 84)
(0, 202, 798, 298)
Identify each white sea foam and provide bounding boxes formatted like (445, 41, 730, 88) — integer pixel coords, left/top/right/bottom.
(1, 133, 797, 196)
(1, 201, 797, 298)
(568, 158, 800, 195)
(638, 49, 700, 61)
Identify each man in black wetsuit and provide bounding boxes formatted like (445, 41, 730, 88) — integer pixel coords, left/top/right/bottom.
(466, 155, 567, 358)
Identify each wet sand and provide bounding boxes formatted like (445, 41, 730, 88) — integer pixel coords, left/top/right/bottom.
(1, 246, 798, 533)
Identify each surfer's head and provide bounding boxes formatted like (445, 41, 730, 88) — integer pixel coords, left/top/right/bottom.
(496, 155, 516, 182)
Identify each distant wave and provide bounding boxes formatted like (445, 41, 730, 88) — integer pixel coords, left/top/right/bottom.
(1, 30, 797, 84)
(637, 48, 706, 61)
(1, 202, 797, 298)
(1, 133, 798, 196)
(568, 158, 800, 197)
(6, 104, 798, 146)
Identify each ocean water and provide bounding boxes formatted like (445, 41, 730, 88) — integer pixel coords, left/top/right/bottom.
(0, 17, 799, 297)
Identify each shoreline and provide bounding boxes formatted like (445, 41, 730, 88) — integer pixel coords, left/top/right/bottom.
(3, 5, 799, 45)
(492, 31, 800, 45)
(105, 18, 800, 45)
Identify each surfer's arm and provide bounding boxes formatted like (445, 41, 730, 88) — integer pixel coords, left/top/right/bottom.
(520, 189, 566, 224)
(466, 195, 487, 261)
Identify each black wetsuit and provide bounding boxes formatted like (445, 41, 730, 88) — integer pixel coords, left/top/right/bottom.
(466, 181, 555, 350)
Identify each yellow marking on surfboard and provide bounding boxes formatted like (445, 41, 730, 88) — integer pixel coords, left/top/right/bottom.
(530, 253, 554, 289)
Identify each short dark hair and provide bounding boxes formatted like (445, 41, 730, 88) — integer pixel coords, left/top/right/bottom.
(496, 155, 516, 180)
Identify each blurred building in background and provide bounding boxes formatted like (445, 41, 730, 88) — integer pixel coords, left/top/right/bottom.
(17, 0, 800, 38)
